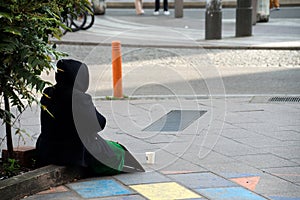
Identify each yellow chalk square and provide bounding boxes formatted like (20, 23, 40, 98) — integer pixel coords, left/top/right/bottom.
(130, 182, 201, 200)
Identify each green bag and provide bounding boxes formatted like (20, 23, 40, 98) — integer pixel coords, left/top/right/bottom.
(89, 140, 125, 175)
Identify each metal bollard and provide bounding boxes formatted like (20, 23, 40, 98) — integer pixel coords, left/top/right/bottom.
(236, 0, 253, 37)
(252, 0, 257, 25)
(205, 0, 222, 40)
(174, 0, 183, 18)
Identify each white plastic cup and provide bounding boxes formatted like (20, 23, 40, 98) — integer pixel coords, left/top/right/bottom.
(145, 152, 155, 164)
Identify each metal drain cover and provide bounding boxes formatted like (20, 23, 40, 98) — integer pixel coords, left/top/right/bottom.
(268, 96, 300, 103)
(143, 110, 207, 132)
(250, 96, 300, 104)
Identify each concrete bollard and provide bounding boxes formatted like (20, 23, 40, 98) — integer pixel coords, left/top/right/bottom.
(174, 0, 184, 18)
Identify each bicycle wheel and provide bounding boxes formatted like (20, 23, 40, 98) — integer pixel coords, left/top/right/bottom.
(81, 11, 95, 30)
(60, 16, 71, 35)
(70, 12, 87, 32)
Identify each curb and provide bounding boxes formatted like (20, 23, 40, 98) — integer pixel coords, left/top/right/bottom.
(52, 40, 300, 50)
(106, 2, 235, 8)
(0, 165, 86, 200)
(106, 1, 300, 8)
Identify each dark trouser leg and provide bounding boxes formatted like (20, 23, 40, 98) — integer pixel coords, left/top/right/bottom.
(155, 0, 160, 11)
(163, 0, 168, 11)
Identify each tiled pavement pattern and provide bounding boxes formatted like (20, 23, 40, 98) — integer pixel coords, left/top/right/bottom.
(1, 6, 299, 200)
(22, 98, 300, 199)
(28, 171, 269, 200)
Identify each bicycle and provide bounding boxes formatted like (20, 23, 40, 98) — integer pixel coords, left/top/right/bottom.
(81, 7, 95, 30)
(60, 5, 94, 35)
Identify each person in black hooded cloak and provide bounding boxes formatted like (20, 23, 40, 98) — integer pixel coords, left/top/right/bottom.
(36, 59, 125, 175)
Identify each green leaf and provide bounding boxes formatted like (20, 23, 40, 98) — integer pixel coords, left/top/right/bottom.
(0, 12, 13, 21)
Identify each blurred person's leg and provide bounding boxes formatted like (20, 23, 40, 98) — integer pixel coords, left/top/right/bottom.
(274, 0, 280, 8)
(135, 0, 144, 15)
(163, 0, 168, 11)
(155, 0, 160, 11)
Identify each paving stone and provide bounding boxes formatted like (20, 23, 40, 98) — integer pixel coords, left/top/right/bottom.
(67, 179, 133, 198)
(220, 173, 261, 179)
(37, 186, 69, 195)
(167, 172, 238, 189)
(268, 130, 300, 141)
(196, 187, 268, 200)
(161, 170, 200, 175)
(233, 121, 299, 137)
(261, 145, 300, 160)
(93, 194, 147, 200)
(158, 136, 199, 156)
(221, 128, 261, 139)
(254, 174, 300, 197)
(268, 196, 300, 200)
(182, 150, 237, 166)
(201, 162, 263, 179)
(23, 192, 81, 200)
(173, 139, 212, 157)
(180, 114, 212, 135)
(158, 157, 207, 173)
(201, 136, 268, 157)
(233, 153, 299, 169)
(126, 149, 182, 171)
(232, 135, 286, 148)
(290, 158, 300, 165)
(262, 166, 300, 183)
(114, 171, 171, 185)
(143, 134, 177, 144)
(140, 149, 191, 171)
(224, 112, 263, 124)
(230, 176, 261, 191)
(266, 192, 300, 199)
(130, 182, 203, 200)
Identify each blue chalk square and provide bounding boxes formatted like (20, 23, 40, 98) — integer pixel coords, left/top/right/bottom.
(196, 187, 267, 200)
(168, 172, 238, 189)
(67, 179, 134, 198)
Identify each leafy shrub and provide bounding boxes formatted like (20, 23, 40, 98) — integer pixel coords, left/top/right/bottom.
(0, 0, 90, 156)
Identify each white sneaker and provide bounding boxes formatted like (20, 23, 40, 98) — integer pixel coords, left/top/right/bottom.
(163, 10, 170, 16)
(137, 10, 144, 15)
(153, 11, 159, 15)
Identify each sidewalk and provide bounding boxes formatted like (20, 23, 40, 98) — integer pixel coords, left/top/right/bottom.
(5, 6, 300, 200)
(23, 97, 300, 199)
(105, 0, 300, 8)
(54, 8, 300, 49)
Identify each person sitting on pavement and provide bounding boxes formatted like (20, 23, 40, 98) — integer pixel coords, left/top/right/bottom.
(36, 59, 125, 175)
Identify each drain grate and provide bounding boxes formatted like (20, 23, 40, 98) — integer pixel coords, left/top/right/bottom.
(268, 96, 300, 103)
(143, 110, 207, 132)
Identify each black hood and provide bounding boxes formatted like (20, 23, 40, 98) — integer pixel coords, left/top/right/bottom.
(55, 59, 89, 92)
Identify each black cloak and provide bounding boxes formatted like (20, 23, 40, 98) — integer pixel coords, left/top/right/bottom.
(36, 59, 117, 168)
